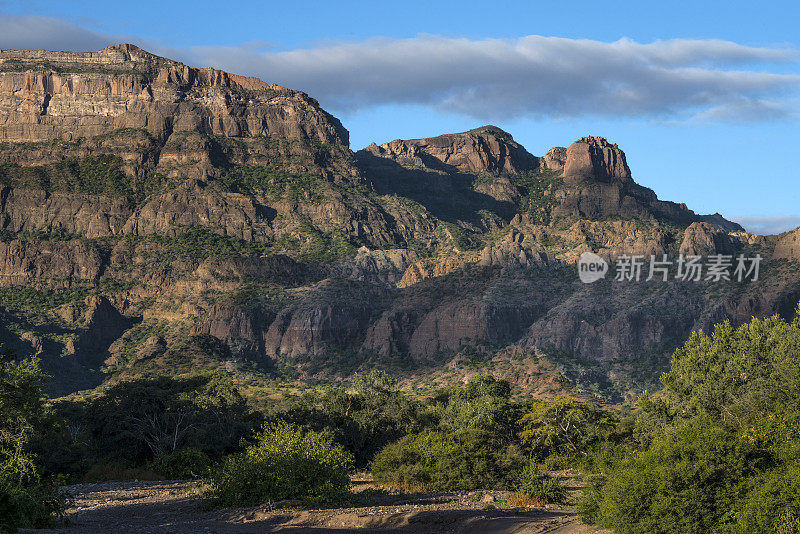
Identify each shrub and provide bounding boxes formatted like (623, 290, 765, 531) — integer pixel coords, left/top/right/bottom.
(275, 372, 423, 467)
(514, 461, 568, 505)
(589, 422, 765, 534)
(661, 313, 800, 428)
(735, 462, 800, 534)
(150, 448, 212, 480)
(210, 422, 353, 507)
(542, 454, 570, 470)
(0, 354, 68, 532)
(0, 468, 68, 533)
(438, 375, 520, 437)
(64, 373, 259, 467)
(520, 396, 617, 462)
(370, 429, 525, 492)
(576, 473, 606, 524)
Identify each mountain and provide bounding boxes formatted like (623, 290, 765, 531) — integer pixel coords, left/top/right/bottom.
(0, 44, 798, 399)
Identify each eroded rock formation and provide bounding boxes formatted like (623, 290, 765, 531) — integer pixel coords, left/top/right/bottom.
(0, 44, 795, 399)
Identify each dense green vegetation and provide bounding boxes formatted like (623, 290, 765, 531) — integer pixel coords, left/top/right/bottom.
(0, 351, 67, 533)
(210, 422, 353, 506)
(53, 374, 259, 471)
(273, 371, 425, 467)
(144, 227, 271, 260)
(475, 167, 564, 225)
(581, 310, 800, 533)
(3, 308, 800, 528)
(511, 168, 564, 224)
(0, 285, 92, 312)
(271, 223, 356, 262)
(219, 164, 328, 203)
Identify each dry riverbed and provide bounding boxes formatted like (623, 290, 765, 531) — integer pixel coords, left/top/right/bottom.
(26, 474, 605, 533)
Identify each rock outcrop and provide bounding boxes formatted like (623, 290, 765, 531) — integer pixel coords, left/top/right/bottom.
(543, 147, 567, 171)
(679, 222, 740, 256)
(563, 137, 631, 184)
(774, 227, 800, 261)
(0, 44, 792, 400)
(362, 125, 540, 175)
(0, 239, 103, 285)
(477, 229, 548, 268)
(0, 44, 348, 146)
(553, 137, 744, 230)
(0, 187, 132, 237)
(122, 179, 272, 240)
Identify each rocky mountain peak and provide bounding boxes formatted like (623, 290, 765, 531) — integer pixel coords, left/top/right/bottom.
(563, 135, 631, 184)
(98, 43, 168, 62)
(543, 146, 567, 170)
(362, 124, 540, 175)
(0, 44, 785, 399)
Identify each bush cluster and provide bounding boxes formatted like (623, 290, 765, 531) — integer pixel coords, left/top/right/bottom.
(210, 422, 353, 506)
(581, 311, 800, 533)
(0, 353, 68, 532)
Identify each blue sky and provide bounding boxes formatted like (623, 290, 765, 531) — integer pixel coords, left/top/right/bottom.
(1, 0, 798, 233)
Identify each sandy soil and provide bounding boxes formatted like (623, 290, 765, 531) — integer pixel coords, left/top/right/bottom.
(25, 476, 605, 533)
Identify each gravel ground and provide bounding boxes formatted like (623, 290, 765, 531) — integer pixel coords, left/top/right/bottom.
(24, 477, 604, 533)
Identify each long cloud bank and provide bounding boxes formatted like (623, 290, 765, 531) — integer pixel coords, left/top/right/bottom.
(195, 36, 800, 122)
(0, 15, 798, 122)
(731, 216, 800, 235)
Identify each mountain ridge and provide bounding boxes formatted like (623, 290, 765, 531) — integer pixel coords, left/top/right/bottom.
(0, 44, 796, 399)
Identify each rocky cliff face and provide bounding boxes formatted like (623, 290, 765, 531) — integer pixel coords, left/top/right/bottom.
(563, 136, 631, 183)
(0, 44, 348, 145)
(774, 227, 800, 261)
(0, 44, 795, 399)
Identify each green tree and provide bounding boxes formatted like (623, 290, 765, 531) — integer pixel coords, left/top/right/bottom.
(61, 373, 258, 469)
(438, 375, 523, 441)
(587, 310, 800, 533)
(370, 429, 525, 491)
(520, 395, 617, 460)
(274, 371, 423, 467)
(661, 312, 800, 428)
(0, 352, 67, 532)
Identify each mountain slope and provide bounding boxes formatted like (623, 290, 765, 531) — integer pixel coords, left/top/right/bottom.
(0, 44, 796, 398)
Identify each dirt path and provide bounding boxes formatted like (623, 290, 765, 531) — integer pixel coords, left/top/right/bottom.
(27, 479, 604, 533)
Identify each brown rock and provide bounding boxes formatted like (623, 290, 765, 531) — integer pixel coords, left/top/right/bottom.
(478, 229, 548, 268)
(398, 255, 469, 287)
(336, 247, 419, 285)
(0, 187, 132, 238)
(0, 44, 348, 146)
(0, 239, 102, 286)
(679, 222, 739, 256)
(773, 227, 800, 261)
(543, 146, 567, 170)
(362, 125, 539, 175)
(563, 136, 631, 183)
(122, 179, 271, 241)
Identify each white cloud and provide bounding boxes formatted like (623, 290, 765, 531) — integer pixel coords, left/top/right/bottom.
(0, 15, 798, 123)
(731, 216, 800, 235)
(188, 36, 800, 122)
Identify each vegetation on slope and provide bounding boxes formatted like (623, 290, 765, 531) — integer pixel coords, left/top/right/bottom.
(0, 155, 168, 204)
(2, 306, 799, 529)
